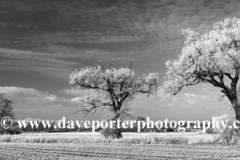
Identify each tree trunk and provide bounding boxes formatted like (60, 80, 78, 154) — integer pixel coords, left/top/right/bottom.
(115, 128, 122, 139)
(113, 113, 122, 139)
(231, 99, 240, 122)
(112, 101, 123, 139)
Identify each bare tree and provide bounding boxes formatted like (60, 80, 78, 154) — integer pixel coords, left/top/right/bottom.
(161, 18, 240, 121)
(69, 63, 158, 137)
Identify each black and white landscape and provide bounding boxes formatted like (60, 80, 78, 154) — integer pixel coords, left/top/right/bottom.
(1, 0, 240, 159)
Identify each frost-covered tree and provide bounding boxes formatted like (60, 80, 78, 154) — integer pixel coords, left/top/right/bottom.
(0, 94, 14, 120)
(161, 18, 240, 121)
(69, 64, 158, 136)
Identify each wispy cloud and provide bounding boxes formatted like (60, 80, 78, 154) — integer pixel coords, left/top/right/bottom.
(128, 90, 230, 120)
(0, 86, 82, 120)
(1, 0, 240, 79)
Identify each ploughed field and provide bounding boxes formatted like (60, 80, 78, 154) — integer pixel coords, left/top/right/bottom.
(1, 142, 240, 160)
(0, 132, 240, 159)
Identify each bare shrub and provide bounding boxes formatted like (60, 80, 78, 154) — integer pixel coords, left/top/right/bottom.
(185, 128, 192, 132)
(100, 128, 122, 139)
(220, 127, 240, 144)
(164, 137, 188, 145)
(206, 128, 215, 134)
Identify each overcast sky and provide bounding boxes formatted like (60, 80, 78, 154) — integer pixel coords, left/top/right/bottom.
(0, 0, 238, 121)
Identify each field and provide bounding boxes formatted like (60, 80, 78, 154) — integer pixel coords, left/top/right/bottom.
(0, 132, 240, 160)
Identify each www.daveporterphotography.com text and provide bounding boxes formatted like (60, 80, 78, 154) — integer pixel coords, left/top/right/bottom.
(2, 117, 240, 133)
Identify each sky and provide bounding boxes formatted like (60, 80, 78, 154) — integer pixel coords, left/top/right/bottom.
(0, 0, 239, 121)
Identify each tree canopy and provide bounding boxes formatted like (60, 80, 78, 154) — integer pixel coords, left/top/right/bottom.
(69, 64, 158, 120)
(0, 94, 14, 120)
(161, 18, 240, 120)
